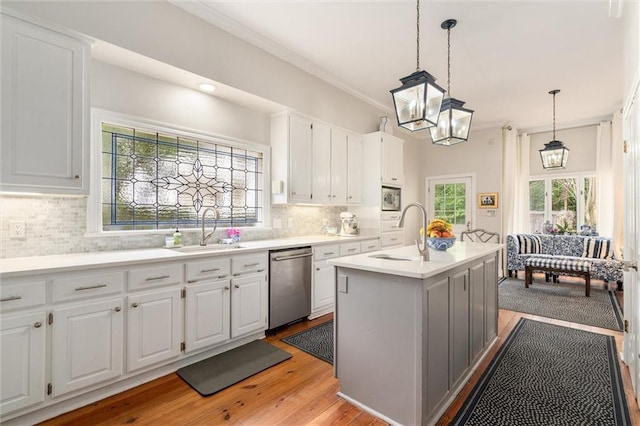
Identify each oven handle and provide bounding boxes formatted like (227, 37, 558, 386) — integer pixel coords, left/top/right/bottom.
(273, 252, 313, 262)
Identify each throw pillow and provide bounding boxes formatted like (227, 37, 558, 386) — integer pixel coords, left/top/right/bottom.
(517, 235, 541, 254)
(582, 238, 614, 259)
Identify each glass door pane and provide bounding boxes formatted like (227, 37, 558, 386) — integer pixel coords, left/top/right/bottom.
(584, 177, 597, 230)
(528, 180, 545, 233)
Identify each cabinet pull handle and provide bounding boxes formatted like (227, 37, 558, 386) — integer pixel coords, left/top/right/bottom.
(132, 303, 139, 308)
(328, 195, 332, 198)
(114, 307, 121, 312)
(243, 262, 260, 267)
(292, 191, 296, 195)
(145, 275, 170, 281)
(234, 284, 240, 289)
(200, 268, 220, 273)
(390, 238, 398, 241)
(74, 175, 81, 179)
(348, 248, 356, 252)
(34, 322, 42, 328)
(324, 252, 334, 256)
(348, 196, 353, 199)
(224, 286, 230, 290)
(218, 275, 228, 279)
(391, 177, 398, 181)
(75, 284, 107, 291)
(0, 295, 22, 302)
(316, 267, 321, 271)
(332, 195, 336, 198)
(257, 269, 265, 272)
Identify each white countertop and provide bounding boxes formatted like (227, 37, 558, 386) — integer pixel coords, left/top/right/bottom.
(329, 241, 504, 279)
(0, 234, 378, 278)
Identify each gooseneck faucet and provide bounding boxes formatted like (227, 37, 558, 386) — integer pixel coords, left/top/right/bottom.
(200, 207, 219, 246)
(397, 202, 430, 261)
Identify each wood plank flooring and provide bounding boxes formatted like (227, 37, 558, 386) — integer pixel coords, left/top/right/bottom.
(40, 278, 639, 426)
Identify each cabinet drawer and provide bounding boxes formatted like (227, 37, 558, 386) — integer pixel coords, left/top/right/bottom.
(360, 239, 381, 253)
(186, 258, 231, 283)
(313, 244, 340, 261)
(381, 211, 402, 221)
(231, 253, 268, 276)
(381, 231, 404, 247)
(381, 220, 402, 233)
(52, 272, 123, 303)
(0, 280, 46, 311)
(339, 242, 361, 257)
(128, 264, 182, 291)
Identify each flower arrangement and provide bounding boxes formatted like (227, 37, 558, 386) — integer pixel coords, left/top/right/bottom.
(227, 227, 241, 242)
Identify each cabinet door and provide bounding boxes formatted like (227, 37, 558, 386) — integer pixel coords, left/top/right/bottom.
(289, 114, 313, 202)
(424, 277, 450, 417)
(231, 273, 268, 338)
(313, 261, 335, 313)
(450, 270, 469, 386)
(330, 128, 348, 204)
(484, 255, 498, 343)
(0, 312, 46, 414)
(347, 134, 363, 204)
(381, 134, 404, 185)
(52, 299, 123, 396)
(185, 280, 230, 352)
(312, 122, 332, 203)
(0, 13, 89, 195)
(469, 262, 485, 361)
(127, 288, 181, 372)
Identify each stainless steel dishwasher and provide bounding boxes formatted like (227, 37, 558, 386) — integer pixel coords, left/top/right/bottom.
(268, 246, 312, 329)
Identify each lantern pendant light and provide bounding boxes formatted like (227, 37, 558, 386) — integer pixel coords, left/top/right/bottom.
(430, 19, 474, 146)
(390, 0, 445, 132)
(539, 89, 569, 169)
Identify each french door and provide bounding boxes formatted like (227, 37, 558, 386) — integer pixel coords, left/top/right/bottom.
(426, 175, 474, 236)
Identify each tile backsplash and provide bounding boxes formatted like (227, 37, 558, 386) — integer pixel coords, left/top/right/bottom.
(0, 195, 348, 259)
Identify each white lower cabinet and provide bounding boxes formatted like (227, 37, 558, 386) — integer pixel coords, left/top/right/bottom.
(127, 288, 182, 372)
(313, 260, 335, 313)
(231, 273, 268, 338)
(0, 311, 46, 414)
(185, 279, 230, 352)
(51, 298, 123, 396)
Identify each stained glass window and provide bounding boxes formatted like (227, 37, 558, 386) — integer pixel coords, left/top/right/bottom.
(101, 122, 263, 231)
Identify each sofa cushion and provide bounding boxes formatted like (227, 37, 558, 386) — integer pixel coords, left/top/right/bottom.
(582, 238, 614, 259)
(517, 235, 541, 254)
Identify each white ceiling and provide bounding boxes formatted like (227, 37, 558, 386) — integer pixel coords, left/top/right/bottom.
(169, 0, 624, 132)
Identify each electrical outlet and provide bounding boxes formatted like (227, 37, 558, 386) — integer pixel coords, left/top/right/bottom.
(10, 221, 26, 239)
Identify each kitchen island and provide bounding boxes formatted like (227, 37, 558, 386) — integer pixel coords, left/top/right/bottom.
(329, 242, 503, 426)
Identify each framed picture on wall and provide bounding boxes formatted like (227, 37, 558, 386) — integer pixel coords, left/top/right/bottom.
(478, 192, 499, 209)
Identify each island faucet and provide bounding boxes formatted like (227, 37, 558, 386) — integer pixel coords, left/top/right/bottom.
(396, 202, 430, 261)
(200, 207, 219, 246)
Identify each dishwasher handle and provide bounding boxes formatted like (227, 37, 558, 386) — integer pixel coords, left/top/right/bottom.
(272, 252, 313, 262)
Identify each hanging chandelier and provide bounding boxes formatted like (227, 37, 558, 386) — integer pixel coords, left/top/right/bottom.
(430, 19, 474, 146)
(390, 0, 445, 132)
(539, 89, 569, 169)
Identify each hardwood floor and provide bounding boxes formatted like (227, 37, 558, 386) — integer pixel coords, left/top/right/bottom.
(40, 279, 639, 426)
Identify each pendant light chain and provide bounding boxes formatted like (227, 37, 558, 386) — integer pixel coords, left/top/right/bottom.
(416, 0, 420, 71)
(447, 25, 451, 97)
(552, 91, 556, 141)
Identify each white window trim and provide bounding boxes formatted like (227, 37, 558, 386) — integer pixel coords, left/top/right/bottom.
(425, 173, 477, 230)
(86, 108, 271, 236)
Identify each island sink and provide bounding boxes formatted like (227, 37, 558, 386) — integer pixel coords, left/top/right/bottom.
(368, 253, 414, 261)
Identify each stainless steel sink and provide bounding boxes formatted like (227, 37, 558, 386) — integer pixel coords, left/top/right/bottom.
(171, 243, 243, 253)
(368, 253, 414, 261)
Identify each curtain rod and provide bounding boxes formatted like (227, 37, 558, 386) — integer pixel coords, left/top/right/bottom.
(519, 114, 612, 135)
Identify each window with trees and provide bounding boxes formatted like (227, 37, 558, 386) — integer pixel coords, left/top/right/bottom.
(528, 175, 596, 234)
(99, 121, 264, 232)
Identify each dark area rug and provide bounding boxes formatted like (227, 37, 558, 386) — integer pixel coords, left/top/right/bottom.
(452, 318, 631, 425)
(281, 320, 333, 364)
(176, 339, 291, 396)
(499, 277, 623, 330)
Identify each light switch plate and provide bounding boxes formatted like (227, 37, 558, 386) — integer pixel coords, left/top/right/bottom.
(338, 275, 348, 293)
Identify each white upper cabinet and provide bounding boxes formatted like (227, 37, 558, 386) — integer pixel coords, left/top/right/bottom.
(271, 112, 313, 203)
(346, 133, 363, 204)
(0, 11, 91, 195)
(312, 122, 332, 203)
(381, 133, 404, 186)
(330, 128, 348, 204)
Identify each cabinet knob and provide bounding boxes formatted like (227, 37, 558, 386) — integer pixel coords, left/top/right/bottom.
(34, 322, 42, 328)
(292, 191, 296, 195)
(224, 286, 230, 290)
(234, 284, 240, 289)
(348, 196, 353, 199)
(114, 307, 121, 312)
(316, 267, 320, 271)
(132, 303, 139, 308)
(74, 175, 81, 179)
(391, 177, 398, 181)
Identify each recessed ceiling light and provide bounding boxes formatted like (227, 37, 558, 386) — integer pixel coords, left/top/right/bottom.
(198, 82, 216, 93)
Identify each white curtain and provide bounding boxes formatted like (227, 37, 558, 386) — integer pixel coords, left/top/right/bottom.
(610, 111, 625, 253)
(596, 120, 619, 239)
(502, 128, 529, 239)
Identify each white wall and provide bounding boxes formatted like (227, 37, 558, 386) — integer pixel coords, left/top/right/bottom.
(528, 125, 597, 175)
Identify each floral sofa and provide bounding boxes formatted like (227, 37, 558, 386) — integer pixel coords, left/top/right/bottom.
(507, 234, 624, 290)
